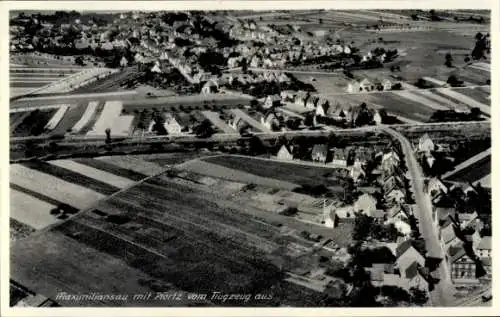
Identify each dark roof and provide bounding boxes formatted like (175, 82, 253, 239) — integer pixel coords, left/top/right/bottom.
(405, 261, 420, 279)
(395, 239, 414, 258)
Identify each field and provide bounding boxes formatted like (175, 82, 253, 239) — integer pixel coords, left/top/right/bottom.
(204, 155, 345, 189)
(8, 155, 163, 235)
(11, 108, 58, 137)
(10, 55, 83, 97)
(50, 103, 88, 135)
(445, 155, 490, 184)
(11, 169, 337, 306)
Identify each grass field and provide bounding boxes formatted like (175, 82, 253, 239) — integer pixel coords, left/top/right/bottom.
(204, 155, 345, 188)
(96, 156, 167, 176)
(10, 189, 59, 230)
(72, 158, 148, 181)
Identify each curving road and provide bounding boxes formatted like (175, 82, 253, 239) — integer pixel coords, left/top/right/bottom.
(381, 126, 455, 306)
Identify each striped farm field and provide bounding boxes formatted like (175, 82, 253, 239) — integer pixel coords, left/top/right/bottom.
(180, 159, 299, 190)
(10, 164, 106, 210)
(10, 189, 59, 230)
(411, 89, 464, 110)
(10, 183, 79, 214)
(48, 159, 136, 188)
(392, 91, 450, 111)
(95, 156, 167, 176)
(50, 103, 88, 135)
(44, 105, 70, 130)
(434, 88, 490, 115)
(77, 101, 105, 134)
(450, 87, 491, 105)
(72, 158, 148, 181)
(357, 92, 435, 122)
(21, 161, 119, 196)
(87, 101, 124, 136)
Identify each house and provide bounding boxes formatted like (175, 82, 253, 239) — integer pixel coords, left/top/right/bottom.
(260, 112, 279, 131)
(405, 262, 430, 291)
(359, 78, 375, 92)
(294, 91, 309, 106)
(395, 239, 426, 271)
(350, 162, 366, 183)
(387, 204, 410, 223)
(433, 207, 455, 228)
(439, 219, 463, 252)
(418, 133, 435, 153)
(330, 148, 348, 166)
(476, 236, 491, 258)
(353, 193, 377, 216)
(280, 90, 295, 102)
(306, 95, 319, 110)
(311, 144, 328, 163)
(381, 151, 401, 172)
(277, 144, 294, 161)
(385, 187, 406, 206)
(426, 177, 448, 198)
(480, 257, 492, 280)
(447, 245, 477, 281)
(201, 80, 219, 95)
(264, 94, 281, 109)
(373, 110, 383, 125)
(380, 79, 392, 91)
(346, 80, 361, 93)
(163, 114, 182, 135)
(457, 212, 478, 229)
(315, 103, 327, 117)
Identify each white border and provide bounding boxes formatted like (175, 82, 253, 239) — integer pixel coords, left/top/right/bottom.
(1, 1, 497, 316)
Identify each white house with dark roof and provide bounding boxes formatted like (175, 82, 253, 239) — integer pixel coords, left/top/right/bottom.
(476, 236, 491, 258)
(277, 144, 294, 161)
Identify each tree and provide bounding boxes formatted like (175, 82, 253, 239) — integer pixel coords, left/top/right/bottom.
(75, 56, 84, 66)
(105, 128, 111, 144)
(464, 56, 471, 63)
(353, 213, 373, 241)
(194, 119, 215, 138)
(444, 53, 453, 67)
(409, 287, 428, 305)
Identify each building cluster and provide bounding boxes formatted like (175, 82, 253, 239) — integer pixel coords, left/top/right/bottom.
(415, 134, 492, 284)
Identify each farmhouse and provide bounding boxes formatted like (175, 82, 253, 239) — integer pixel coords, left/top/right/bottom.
(404, 262, 430, 291)
(264, 94, 281, 109)
(277, 144, 294, 161)
(346, 80, 361, 93)
(476, 236, 491, 258)
(447, 246, 477, 282)
(201, 80, 219, 95)
(311, 144, 328, 163)
(359, 78, 375, 92)
(350, 162, 365, 184)
(395, 239, 426, 271)
(418, 134, 435, 153)
(164, 114, 182, 135)
(330, 148, 348, 166)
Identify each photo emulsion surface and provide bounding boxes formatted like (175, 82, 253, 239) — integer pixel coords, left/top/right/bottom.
(8, 9, 492, 308)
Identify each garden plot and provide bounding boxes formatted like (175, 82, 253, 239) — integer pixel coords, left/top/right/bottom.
(10, 189, 59, 230)
(72, 158, 148, 181)
(71, 101, 99, 133)
(44, 105, 70, 130)
(48, 160, 136, 188)
(453, 87, 490, 105)
(49, 103, 87, 135)
(10, 164, 106, 210)
(230, 109, 272, 132)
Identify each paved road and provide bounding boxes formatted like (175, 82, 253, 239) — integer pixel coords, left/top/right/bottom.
(382, 126, 455, 307)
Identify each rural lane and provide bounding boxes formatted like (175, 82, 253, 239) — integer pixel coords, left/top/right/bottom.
(381, 126, 454, 307)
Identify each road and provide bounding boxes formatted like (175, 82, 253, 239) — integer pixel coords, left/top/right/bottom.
(381, 126, 454, 307)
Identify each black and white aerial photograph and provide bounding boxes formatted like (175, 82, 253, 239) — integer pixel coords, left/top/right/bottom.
(6, 4, 493, 310)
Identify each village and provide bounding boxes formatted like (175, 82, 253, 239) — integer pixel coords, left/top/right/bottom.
(8, 9, 491, 309)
